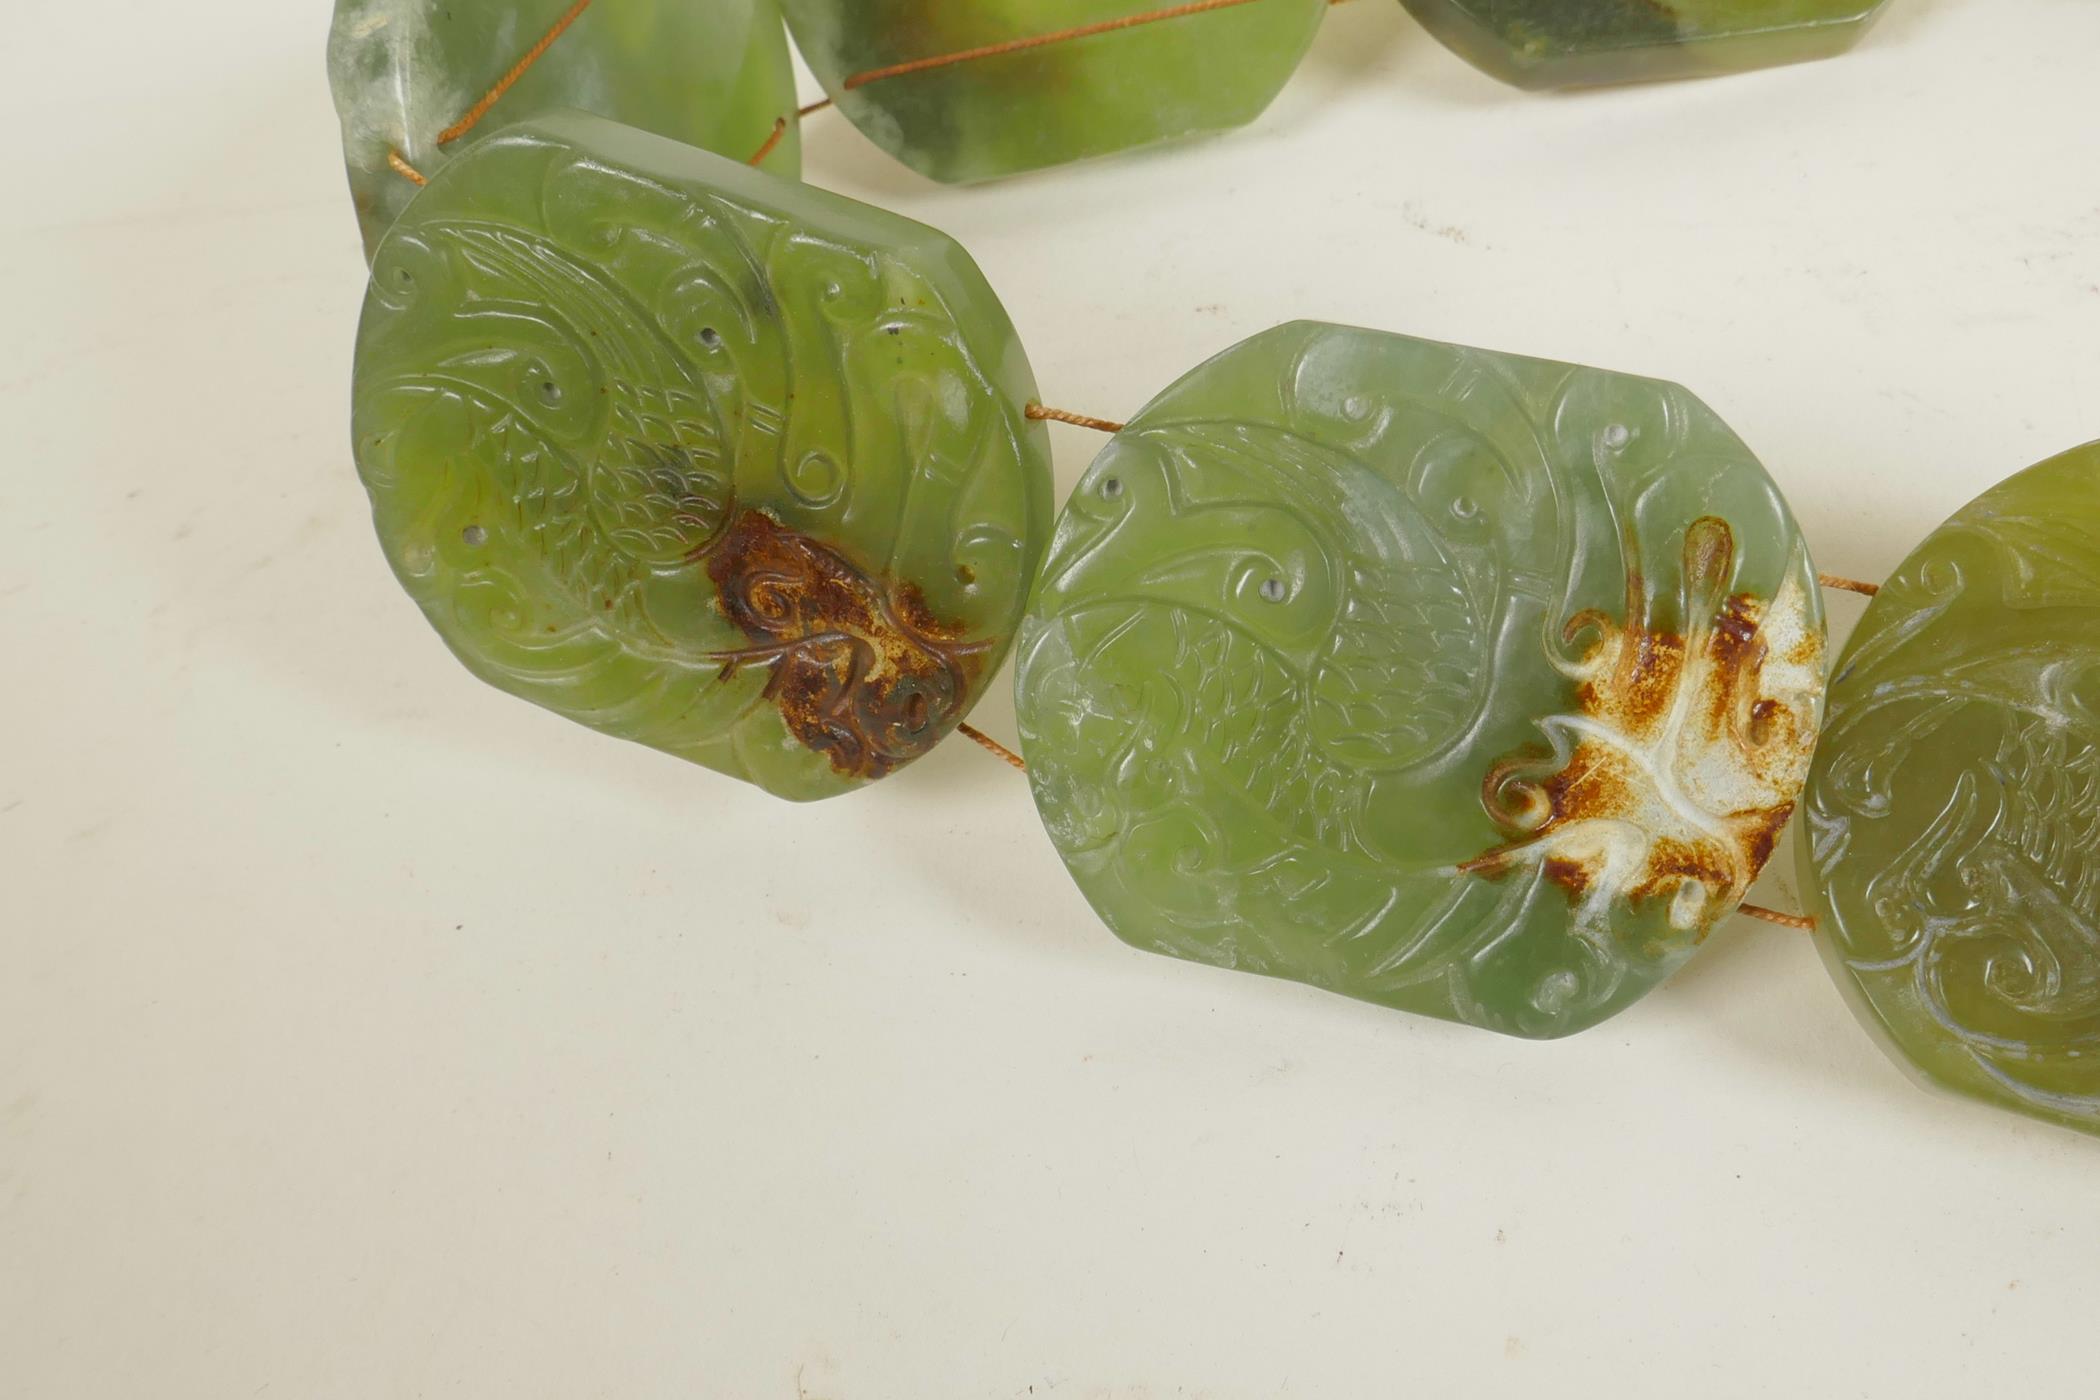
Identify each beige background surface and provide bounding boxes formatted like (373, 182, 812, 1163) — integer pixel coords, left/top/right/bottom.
(5, 1, 2099, 1395)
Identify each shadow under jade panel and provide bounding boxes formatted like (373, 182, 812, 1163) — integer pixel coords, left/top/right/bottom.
(1016, 322, 1825, 1038)
(350, 115, 1051, 802)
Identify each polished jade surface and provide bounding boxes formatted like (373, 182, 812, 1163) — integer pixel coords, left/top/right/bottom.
(350, 114, 1052, 802)
(1802, 443, 2100, 1135)
(1400, 0, 1890, 89)
(327, 0, 800, 259)
(1015, 323, 1826, 1038)
(780, 0, 1328, 183)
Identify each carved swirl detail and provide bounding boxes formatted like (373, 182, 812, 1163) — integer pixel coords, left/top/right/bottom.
(1804, 445, 2100, 1130)
(350, 118, 1047, 800)
(1017, 323, 1824, 1038)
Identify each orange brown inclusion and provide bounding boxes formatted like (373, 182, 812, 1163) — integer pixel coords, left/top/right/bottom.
(698, 508, 991, 781)
(1461, 518, 1823, 934)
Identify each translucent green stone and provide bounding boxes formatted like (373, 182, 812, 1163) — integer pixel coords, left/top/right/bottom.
(1400, 0, 1890, 89)
(779, 0, 1328, 184)
(1015, 322, 1825, 1038)
(350, 114, 1052, 802)
(327, 0, 801, 260)
(1802, 443, 2100, 1134)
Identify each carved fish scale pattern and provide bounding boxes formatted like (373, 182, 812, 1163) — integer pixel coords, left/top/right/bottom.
(1317, 552, 1483, 766)
(438, 220, 725, 598)
(1115, 421, 1488, 854)
(1165, 606, 1358, 852)
(1018, 323, 1823, 1038)
(1803, 442, 2100, 1134)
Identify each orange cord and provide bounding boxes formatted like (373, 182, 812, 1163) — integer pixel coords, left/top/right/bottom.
(404, 0, 1357, 181)
(958, 723, 1027, 772)
(1740, 904, 1817, 931)
(747, 117, 791, 167)
(844, 0, 1272, 91)
(1026, 403, 1127, 434)
(436, 0, 595, 146)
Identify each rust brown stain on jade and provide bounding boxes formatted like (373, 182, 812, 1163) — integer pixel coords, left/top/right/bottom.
(697, 508, 991, 781)
(1460, 518, 1823, 937)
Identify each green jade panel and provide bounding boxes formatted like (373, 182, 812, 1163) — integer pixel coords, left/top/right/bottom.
(350, 113, 1053, 801)
(780, 0, 1328, 183)
(328, 0, 801, 259)
(1399, 0, 1890, 89)
(1802, 443, 2100, 1135)
(1016, 323, 1826, 1038)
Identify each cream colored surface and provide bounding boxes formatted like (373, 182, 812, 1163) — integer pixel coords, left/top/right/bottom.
(4, 2, 2098, 1395)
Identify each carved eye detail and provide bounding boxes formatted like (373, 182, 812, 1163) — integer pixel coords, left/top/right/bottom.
(1230, 555, 1297, 610)
(1411, 438, 1508, 539)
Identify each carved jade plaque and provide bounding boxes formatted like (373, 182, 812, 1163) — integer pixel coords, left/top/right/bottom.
(350, 114, 1053, 802)
(327, 0, 800, 258)
(1015, 323, 1826, 1038)
(1400, 0, 1890, 90)
(1802, 442, 2100, 1135)
(779, 0, 1328, 183)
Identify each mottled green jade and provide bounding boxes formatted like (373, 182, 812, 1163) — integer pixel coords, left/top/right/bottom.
(1400, 0, 1890, 89)
(780, 0, 1327, 183)
(351, 114, 1052, 802)
(1803, 443, 2100, 1135)
(1016, 323, 1826, 1038)
(327, 0, 801, 259)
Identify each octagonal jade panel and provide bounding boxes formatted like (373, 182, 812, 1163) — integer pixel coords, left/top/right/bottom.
(350, 114, 1053, 801)
(1016, 323, 1826, 1037)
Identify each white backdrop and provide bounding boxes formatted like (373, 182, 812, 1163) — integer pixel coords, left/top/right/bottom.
(5, 2, 2099, 1395)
